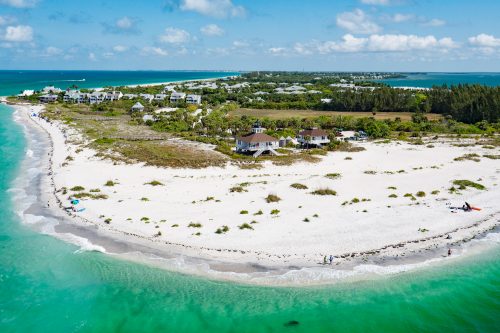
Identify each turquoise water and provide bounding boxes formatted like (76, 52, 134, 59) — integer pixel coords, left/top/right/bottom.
(379, 72, 500, 88)
(1, 71, 499, 332)
(0, 70, 238, 96)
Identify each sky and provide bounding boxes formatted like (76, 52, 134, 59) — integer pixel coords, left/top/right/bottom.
(0, 0, 499, 71)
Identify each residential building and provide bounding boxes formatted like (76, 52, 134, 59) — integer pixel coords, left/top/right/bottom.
(154, 94, 167, 101)
(105, 91, 123, 101)
(42, 86, 63, 94)
(170, 92, 186, 103)
(131, 102, 145, 112)
(236, 121, 279, 157)
(89, 92, 107, 104)
(297, 128, 330, 147)
(139, 94, 154, 103)
(39, 94, 58, 103)
(186, 94, 201, 104)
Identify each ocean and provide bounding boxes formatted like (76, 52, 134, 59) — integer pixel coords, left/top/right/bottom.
(0, 70, 239, 96)
(0, 71, 499, 332)
(378, 72, 500, 88)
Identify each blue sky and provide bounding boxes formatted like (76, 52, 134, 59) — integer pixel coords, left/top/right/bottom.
(0, 0, 499, 71)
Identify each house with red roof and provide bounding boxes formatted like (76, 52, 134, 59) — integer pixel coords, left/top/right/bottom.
(236, 122, 279, 157)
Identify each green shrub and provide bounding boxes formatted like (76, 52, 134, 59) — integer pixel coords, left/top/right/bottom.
(270, 209, 280, 215)
(311, 188, 337, 196)
(145, 180, 164, 186)
(303, 217, 310, 222)
(452, 180, 485, 190)
(351, 198, 360, 203)
(388, 194, 398, 198)
(240, 210, 249, 214)
(104, 218, 112, 224)
(416, 191, 426, 197)
(70, 186, 85, 191)
(171, 224, 179, 227)
(325, 173, 341, 180)
(483, 154, 500, 160)
(364, 170, 377, 175)
(140, 197, 149, 201)
(431, 190, 440, 195)
(215, 225, 229, 234)
(140, 217, 149, 221)
(387, 186, 397, 190)
(266, 194, 281, 203)
(188, 222, 202, 228)
(104, 180, 117, 186)
(254, 210, 263, 215)
(454, 153, 480, 162)
(238, 223, 253, 230)
(230, 185, 247, 193)
(89, 188, 101, 192)
(290, 183, 308, 189)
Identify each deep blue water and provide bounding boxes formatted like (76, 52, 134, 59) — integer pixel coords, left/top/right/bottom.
(0, 70, 239, 96)
(379, 72, 500, 88)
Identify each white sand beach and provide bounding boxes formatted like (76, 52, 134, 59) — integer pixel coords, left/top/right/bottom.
(10, 103, 500, 279)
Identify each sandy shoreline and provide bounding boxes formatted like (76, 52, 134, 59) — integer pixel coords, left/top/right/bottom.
(5, 101, 500, 285)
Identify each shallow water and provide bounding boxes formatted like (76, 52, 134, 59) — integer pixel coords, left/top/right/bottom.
(378, 72, 500, 88)
(1, 86, 499, 331)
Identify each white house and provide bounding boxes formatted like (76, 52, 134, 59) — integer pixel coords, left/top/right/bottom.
(142, 114, 155, 122)
(186, 94, 201, 104)
(18, 90, 34, 97)
(163, 85, 177, 92)
(39, 94, 58, 103)
(89, 92, 106, 104)
(170, 92, 186, 103)
(105, 91, 123, 101)
(123, 93, 138, 99)
(321, 98, 332, 103)
(64, 90, 87, 103)
(297, 128, 330, 147)
(42, 86, 63, 94)
(131, 102, 145, 112)
(139, 94, 154, 103)
(236, 122, 279, 157)
(154, 94, 167, 101)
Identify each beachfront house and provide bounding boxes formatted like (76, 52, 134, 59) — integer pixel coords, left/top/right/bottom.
(89, 92, 107, 104)
(139, 94, 154, 103)
(186, 94, 201, 105)
(236, 121, 279, 157)
(39, 94, 58, 103)
(42, 86, 63, 94)
(18, 90, 34, 97)
(154, 94, 167, 101)
(105, 91, 123, 101)
(297, 128, 330, 148)
(64, 90, 88, 104)
(170, 92, 186, 103)
(142, 114, 155, 122)
(123, 93, 138, 99)
(131, 102, 145, 112)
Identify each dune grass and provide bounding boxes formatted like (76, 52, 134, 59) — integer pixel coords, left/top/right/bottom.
(311, 188, 337, 196)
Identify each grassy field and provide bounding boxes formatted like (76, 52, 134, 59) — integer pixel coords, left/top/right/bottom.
(229, 109, 443, 121)
(43, 104, 228, 168)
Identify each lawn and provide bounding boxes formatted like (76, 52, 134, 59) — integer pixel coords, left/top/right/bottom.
(229, 108, 443, 121)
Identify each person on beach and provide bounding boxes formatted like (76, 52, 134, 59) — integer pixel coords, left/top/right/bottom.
(448, 248, 452, 256)
(323, 256, 327, 265)
(329, 255, 333, 265)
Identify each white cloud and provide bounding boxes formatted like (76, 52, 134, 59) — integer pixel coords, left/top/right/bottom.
(116, 17, 133, 29)
(42, 46, 62, 56)
(360, 0, 390, 5)
(3, 25, 33, 42)
(336, 9, 381, 34)
(0, 15, 16, 25)
(311, 34, 458, 55)
(159, 27, 190, 43)
(0, 0, 38, 8)
(112, 45, 128, 52)
(468, 33, 500, 47)
(268, 47, 286, 55)
(88, 52, 97, 61)
(232, 40, 248, 48)
(141, 46, 168, 56)
(103, 16, 140, 34)
(180, 0, 245, 18)
(392, 13, 413, 23)
(293, 43, 313, 55)
(421, 18, 445, 27)
(200, 23, 224, 36)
